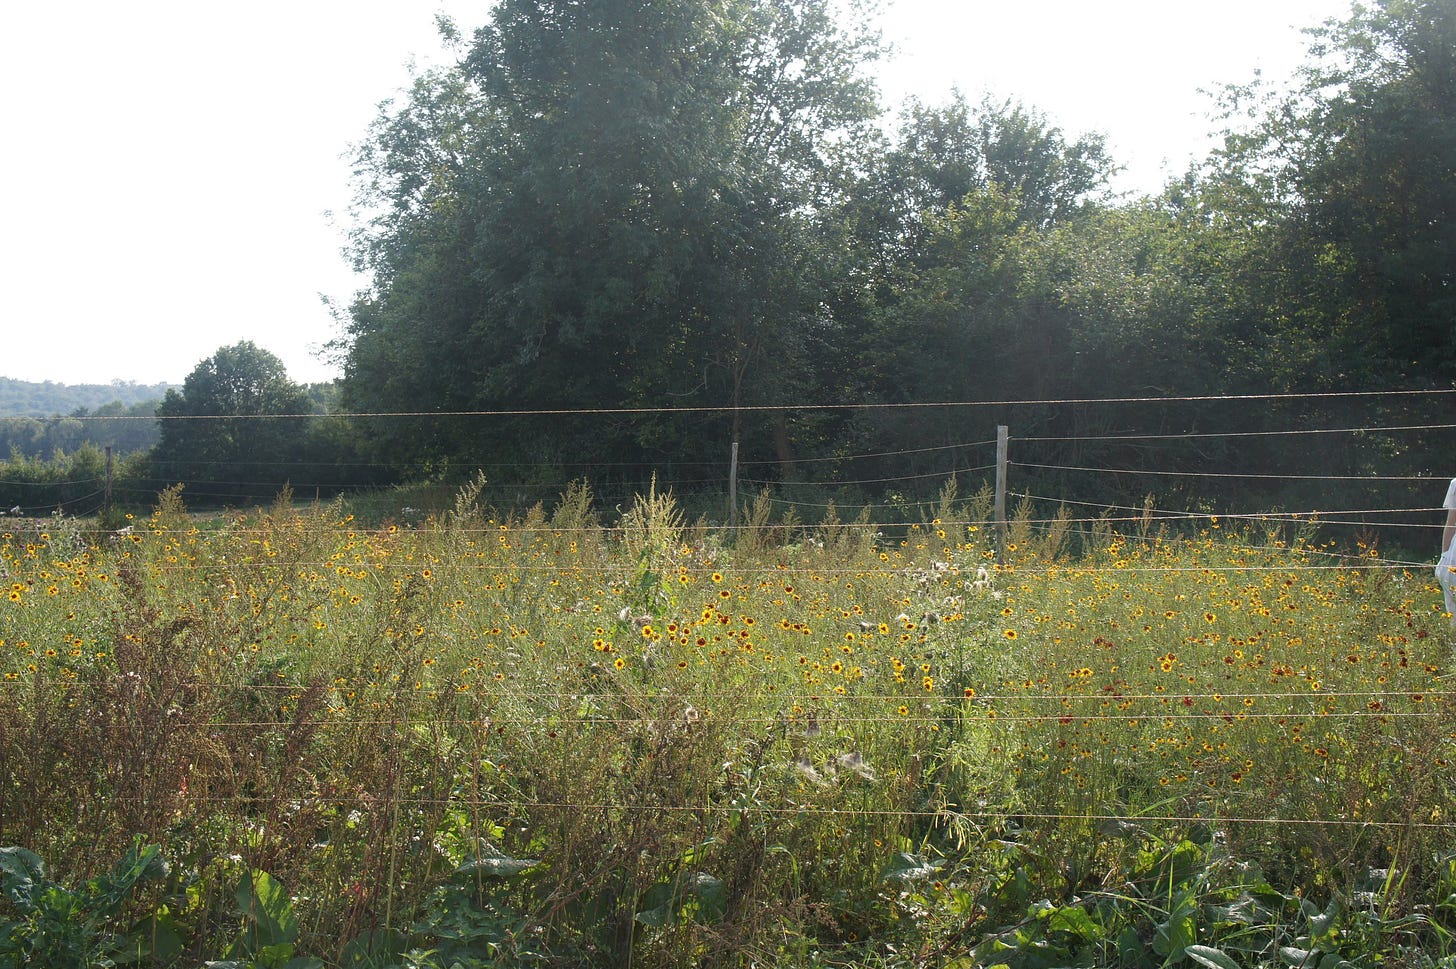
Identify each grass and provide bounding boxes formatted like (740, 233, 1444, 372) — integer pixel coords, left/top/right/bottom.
(1, 482, 1453, 967)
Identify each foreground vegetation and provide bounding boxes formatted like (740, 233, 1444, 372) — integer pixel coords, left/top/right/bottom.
(1, 482, 1453, 967)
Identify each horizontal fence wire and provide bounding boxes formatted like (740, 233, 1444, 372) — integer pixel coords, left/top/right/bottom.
(49, 795, 1456, 832)
(33, 387, 1456, 421)
(0, 710, 1437, 725)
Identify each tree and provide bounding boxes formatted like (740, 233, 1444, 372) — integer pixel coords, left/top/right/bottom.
(150, 342, 313, 503)
(824, 96, 1119, 493)
(1207, 0, 1456, 387)
(843, 94, 1115, 271)
(340, 0, 885, 483)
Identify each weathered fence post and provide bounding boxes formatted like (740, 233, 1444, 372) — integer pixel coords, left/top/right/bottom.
(104, 445, 113, 522)
(995, 425, 1008, 561)
(728, 440, 740, 530)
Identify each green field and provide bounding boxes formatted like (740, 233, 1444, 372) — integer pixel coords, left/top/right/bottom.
(2, 484, 1453, 967)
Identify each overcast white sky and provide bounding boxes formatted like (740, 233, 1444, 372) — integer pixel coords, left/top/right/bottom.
(0, 0, 1351, 388)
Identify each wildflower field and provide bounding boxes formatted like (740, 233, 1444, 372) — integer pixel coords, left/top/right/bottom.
(1, 481, 1454, 968)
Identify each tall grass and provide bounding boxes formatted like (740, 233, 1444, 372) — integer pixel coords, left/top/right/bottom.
(0, 486, 1452, 966)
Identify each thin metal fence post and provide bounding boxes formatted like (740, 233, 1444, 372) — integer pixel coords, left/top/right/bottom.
(728, 440, 740, 530)
(104, 445, 113, 522)
(995, 425, 1008, 561)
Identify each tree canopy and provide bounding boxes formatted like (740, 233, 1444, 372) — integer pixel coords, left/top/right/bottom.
(341, 0, 885, 477)
(151, 341, 314, 502)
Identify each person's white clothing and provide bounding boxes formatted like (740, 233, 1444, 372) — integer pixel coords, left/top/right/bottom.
(1437, 478, 1456, 617)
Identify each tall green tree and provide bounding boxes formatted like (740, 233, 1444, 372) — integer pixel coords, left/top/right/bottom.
(151, 342, 313, 503)
(341, 0, 884, 482)
(823, 96, 1117, 491)
(1208, 0, 1456, 388)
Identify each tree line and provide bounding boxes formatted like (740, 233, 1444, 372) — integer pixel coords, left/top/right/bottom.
(5, 0, 1453, 532)
(333, 0, 1456, 520)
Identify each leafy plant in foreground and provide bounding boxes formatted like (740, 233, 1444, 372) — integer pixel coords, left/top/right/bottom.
(0, 838, 179, 969)
(206, 868, 321, 969)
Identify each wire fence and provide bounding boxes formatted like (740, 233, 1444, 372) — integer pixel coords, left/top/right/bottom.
(5, 390, 1456, 575)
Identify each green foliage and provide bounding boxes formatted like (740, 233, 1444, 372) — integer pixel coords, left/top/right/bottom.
(0, 399, 161, 463)
(142, 343, 378, 507)
(6, 489, 1456, 965)
(391, 851, 542, 968)
(0, 839, 178, 969)
(150, 341, 315, 504)
(314, 0, 1456, 529)
(0, 377, 171, 421)
(209, 869, 322, 969)
(1207, 0, 1456, 388)
(870, 93, 1115, 240)
(341, 0, 884, 481)
(895, 830, 1456, 969)
(0, 442, 113, 516)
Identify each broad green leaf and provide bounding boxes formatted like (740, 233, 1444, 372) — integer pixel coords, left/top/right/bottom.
(453, 853, 540, 879)
(1305, 895, 1341, 938)
(634, 900, 674, 928)
(92, 841, 169, 917)
(883, 851, 939, 882)
(114, 912, 185, 964)
(338, 927, 407, 967)
(237, 869, 298, 948)
(635, 872, 725, 927)
(1047, 904, 1101, 940)
(1153, 912, 1197, 957)
(258, 940, 298, 964)
(0, 847, 44, 911)
(1117, 926, 1155, 967)
(688, 872, 726, 924)
(1185, 944, 1243, 969)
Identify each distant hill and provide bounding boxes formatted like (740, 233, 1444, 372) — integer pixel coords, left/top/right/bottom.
(0, 376, 174, 418)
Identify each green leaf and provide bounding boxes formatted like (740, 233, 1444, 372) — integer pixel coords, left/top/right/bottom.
(1153, 911, 1197, 958)
(634, 872, 725, 927)
(634, 899, 674, 928)
(237, 869, 298, 949)
(452, 852, 540, 880)
(1304, 896, 1342, 941)
(883, 851, 940, 882)
(0, 847, 45, 911)
(90, 840, 169, 917)
(1117, 926, 1155, 967)
(280, 958, 325, 969)
(339, 927, 407, 967)
(114, 912, 185, 964)
(1185, 945, 1243, 969)
(1047, 904, 1102, 941)
(258, 940, 298, 964)
(687, 872, 726, 924)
